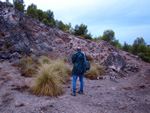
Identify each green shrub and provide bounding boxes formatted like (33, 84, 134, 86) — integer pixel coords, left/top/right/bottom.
(138, 53, 150, 63)
(42, 19, 50, 26)
(31, 64, 63, 96)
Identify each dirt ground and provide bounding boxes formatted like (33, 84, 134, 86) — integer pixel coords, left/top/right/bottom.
(0, 62, 150, 113)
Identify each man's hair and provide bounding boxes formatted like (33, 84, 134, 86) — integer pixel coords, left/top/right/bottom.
(76, 47, 81, 51)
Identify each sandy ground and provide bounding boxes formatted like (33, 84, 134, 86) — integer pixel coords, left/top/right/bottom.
(0, 62, 150, 113)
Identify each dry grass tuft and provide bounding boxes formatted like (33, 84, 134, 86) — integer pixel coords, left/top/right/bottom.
(50, 59, 71, 83)
(31, 59, 72, 96)
(19, 56, 36, 67)
(62, 57, 69, 63)
(77, 36, 85, 40)
(87, 55, 94, 62)
(19, 56, 38, 77)
(85, 63, 105, 80)
(39, 56, 51, 65)
(21, 63, 36, 77)
(65, 30, 71, 34)
(31, 64, 63, 96)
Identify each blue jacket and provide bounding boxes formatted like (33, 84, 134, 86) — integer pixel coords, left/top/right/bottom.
(72, 51, 87, 75)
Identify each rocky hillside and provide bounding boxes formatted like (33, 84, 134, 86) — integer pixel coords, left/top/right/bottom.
(0, 1, 150, 75)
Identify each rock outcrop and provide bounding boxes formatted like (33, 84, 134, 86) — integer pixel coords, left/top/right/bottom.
(0, 1, 149, 74)
(0, 1, 115, 62)
(102, 52, 126, 71)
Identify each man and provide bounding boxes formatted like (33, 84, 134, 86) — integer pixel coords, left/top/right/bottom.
(71, 47, 88, 96)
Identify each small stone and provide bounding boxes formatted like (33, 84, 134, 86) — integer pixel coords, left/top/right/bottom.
(15, 101, 24, 107)
(119, 106, 126, 109)
(140, 85, 145, 89)
(50, 105, 53, 107)
(111, 87, 116, 90)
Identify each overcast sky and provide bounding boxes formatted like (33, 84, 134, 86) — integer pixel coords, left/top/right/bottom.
(2, 0, 150, 45)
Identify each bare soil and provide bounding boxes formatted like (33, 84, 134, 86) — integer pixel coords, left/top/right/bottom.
(0, 62, 150, 113)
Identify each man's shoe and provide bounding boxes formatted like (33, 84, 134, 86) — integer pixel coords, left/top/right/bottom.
(77, 90, 84, 95)
(71, 91, 76, 96)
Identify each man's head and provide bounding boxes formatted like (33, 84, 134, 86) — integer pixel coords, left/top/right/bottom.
(76, 46, 81, 52)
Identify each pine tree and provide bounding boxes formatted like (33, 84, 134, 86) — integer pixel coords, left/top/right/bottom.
(13, 0, 25, 12)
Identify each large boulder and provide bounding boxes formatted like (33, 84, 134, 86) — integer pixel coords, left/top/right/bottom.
(124, 62, 139, 74)
(102, 52, 126, 72)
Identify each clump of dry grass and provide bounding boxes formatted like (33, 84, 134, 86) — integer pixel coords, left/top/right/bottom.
(39, 56, 51, 65)
(62, 57, 69, 63)
(85, 63, 105, 80)
(19, 56, 38, 77)
(65, 30, 71, 34)
(19, 56, 37, 67)
(31, 59, 71, 96)
(31, 64, 63, 96)
(21, 63, 35, 77)
(77, 36, 85, 40)
(87, 55, 93, 62)
(50, 59, 71, 83)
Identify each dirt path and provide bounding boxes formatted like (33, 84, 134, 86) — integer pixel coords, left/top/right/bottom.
(0, 62, 150, 113)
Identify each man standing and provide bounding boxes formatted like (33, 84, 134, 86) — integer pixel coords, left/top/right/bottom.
(71, 47, 88, 96)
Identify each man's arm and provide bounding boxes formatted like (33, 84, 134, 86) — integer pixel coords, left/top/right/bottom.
(72, 53, 77, 63)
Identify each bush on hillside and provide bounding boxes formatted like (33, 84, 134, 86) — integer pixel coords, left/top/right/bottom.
(31, 64, 63, 96)
(50, 59, 72, 83)
(21, 63, 36, 77)
(39, 56, 51, 65)
(19, 56, 38, 77)
(85, 63, 105, 80)
(65, 30, 71, 34)
(19, 56, 38, 67)
(31, 59, 71, 96)
(138, 53, 150, 63)
(62, 57, 69, 63)
(87, 55, 93, 62)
